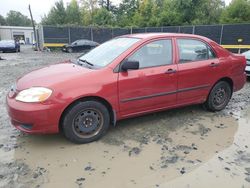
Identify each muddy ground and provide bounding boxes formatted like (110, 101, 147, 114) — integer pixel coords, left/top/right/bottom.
(0, 46, 250, 188)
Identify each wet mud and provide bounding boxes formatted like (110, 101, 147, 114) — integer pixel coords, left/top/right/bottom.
(0, 46, 250, 188)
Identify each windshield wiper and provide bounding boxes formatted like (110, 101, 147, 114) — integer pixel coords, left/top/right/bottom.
(78, 59, 94, 66)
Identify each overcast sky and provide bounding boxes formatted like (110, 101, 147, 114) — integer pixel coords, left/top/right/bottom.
(0, 0, 232, 22)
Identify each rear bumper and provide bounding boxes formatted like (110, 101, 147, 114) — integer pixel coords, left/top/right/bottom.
(6, 96, 61, 134)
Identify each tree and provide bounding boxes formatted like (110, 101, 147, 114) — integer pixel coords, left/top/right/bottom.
(98, 0, 111, 11)
(92, 8, 114, 26)
(160, 0, 224, 25)
(5, 11, 32, 26)
(220, 0, 250, 23)
(133, 0, 156, 27)
(114, 0, 139, 27)
(159, 0, 182, 26)
(39, 0, 249, 27)
(41, 0, 67, 25)
(66, 0, 81, 24)
(0, 15, 6, 25)
(198, 0, 224, 24)
(80, 0, 99, 25)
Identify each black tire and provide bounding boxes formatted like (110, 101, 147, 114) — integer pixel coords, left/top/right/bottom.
(204, 81, 232, 111)
(67, 47, 73, 53)
(62, 101, 110, 144)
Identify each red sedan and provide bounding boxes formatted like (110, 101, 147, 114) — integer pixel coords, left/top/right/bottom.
(6, 33, 246, 143)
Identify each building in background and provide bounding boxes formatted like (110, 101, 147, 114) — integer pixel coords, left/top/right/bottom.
(0, 26, 34, 44)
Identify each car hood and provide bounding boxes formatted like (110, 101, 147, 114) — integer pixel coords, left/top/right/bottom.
(16, 61, 95, 90)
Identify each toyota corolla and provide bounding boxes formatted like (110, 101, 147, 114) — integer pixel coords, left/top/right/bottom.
(6, 33, 246, 144)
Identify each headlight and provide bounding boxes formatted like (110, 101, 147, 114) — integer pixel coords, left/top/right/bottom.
(15, 87, 52, 103)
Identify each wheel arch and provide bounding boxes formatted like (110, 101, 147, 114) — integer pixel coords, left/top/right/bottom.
(59, 96, 116, 133)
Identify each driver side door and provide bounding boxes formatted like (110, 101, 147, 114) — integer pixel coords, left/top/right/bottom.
(118, 39, 178, 117)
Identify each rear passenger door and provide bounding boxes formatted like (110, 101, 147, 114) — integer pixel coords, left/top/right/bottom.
(176, 38, 221, 104)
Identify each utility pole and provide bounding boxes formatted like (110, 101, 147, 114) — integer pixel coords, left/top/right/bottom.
(28, 4, 38, 51)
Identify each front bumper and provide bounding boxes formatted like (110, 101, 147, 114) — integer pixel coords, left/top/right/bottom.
(6, 96, 61, 134)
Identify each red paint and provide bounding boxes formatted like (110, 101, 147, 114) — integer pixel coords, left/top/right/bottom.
(6, 33, 247, 134)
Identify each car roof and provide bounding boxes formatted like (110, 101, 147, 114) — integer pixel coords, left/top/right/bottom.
(75, 39, 92, 42)
(73, 39, 98, 44)
(122, 33, 210, 41)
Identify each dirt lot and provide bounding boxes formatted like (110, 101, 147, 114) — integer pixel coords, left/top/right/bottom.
(0, 46, 250, 188)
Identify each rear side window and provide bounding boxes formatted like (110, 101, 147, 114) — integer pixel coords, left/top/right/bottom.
(177, 39, 216, 63)
(128, 39, 172, 69)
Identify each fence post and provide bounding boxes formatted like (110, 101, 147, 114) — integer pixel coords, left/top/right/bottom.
(130, 26, 132, 34)
(68, 27, 71, 44)
(91, 26, 93, 41)
(178, 26, 180, 33)
(192, 25, 195, 34)
(219, 24, 224, 45)
(40, 25, 44, 49)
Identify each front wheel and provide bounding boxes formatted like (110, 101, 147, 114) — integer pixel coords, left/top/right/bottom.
(204, 81, 232, 111)
(62, 101, 110, 144)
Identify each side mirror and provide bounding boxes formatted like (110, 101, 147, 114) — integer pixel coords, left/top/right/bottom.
(121, 59, 139, 71)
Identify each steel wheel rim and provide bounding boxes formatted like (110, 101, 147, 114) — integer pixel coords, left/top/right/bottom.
(213, 87, 227, 107)
(72, 108, 104, 139)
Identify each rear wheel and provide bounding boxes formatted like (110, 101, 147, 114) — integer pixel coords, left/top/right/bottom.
(204, 81, 232, 111)
(62, 101, 110, 144)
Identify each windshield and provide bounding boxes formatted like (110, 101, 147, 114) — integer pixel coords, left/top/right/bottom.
(78, 37, 140, 67)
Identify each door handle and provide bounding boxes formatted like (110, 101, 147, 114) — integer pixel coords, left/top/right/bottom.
(165, 69, 177, 74)
(209, 62, 219, 67)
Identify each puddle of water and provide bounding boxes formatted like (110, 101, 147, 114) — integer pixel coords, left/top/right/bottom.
(160, 107, 250, 188)
(11, 112, 240, 188)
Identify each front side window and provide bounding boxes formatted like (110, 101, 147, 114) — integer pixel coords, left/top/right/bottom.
(177, 39, 216, 63)
(127, 39, 172, 69)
